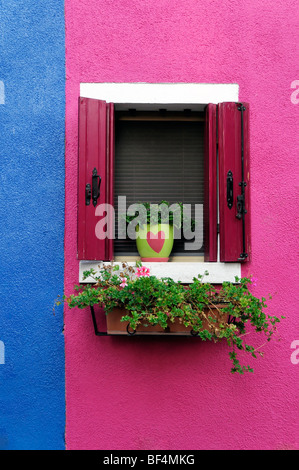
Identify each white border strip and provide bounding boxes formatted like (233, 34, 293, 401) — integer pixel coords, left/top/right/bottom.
(79, 261, 241, 284)
(80, 82, 239, 105)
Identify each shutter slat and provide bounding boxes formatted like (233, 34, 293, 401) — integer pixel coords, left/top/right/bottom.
(106, 102, 115, 260)
(204, 104, 217, 262)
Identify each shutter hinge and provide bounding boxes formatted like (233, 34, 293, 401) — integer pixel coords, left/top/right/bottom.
(217, 223, 220, 234)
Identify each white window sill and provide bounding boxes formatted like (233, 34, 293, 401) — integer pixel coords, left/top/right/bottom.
(79, 260, 241, 284)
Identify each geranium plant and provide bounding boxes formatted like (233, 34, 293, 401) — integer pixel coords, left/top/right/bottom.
(61, 262, 284, 375)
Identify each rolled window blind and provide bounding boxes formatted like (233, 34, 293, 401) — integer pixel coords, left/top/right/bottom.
(114, 118, 205, 255)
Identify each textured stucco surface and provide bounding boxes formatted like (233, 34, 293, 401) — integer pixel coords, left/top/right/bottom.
(0, 1, 65, 449)
(64, 0, 299, 450)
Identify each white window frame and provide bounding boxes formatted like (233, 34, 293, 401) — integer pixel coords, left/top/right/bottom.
(79, 82, 241, 283)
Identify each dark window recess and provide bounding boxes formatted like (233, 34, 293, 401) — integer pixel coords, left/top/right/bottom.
(114, 112, 205, 256)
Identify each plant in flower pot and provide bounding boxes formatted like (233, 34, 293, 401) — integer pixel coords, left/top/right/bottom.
(125, 201, 196, 262)
(61, 262, 285, 375)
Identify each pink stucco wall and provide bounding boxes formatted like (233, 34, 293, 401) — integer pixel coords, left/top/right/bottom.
(64, 0, 299, 450)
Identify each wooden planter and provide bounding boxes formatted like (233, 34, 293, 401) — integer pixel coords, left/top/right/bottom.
(105, 305, 229, 336)
(106, 308, 165, 335)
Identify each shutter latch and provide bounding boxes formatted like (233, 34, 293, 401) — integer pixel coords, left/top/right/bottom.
(85, 168, 101, 207)
(236, 189, 247, 220)
(85, 183, 91, 206)
(226, 170, 233, 209)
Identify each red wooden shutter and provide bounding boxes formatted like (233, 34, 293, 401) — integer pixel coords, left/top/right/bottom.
(218, 102, 250, 262)
(204, 103, 218, 262)
(78, 97, 114, 260)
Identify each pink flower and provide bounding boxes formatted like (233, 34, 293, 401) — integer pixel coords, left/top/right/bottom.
(136, 266, 150, 277)
(119, 279, 128, 288)
(251, 277, 258, 287)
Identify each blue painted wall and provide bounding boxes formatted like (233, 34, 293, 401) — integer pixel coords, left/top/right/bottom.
(0, 1, 65, 449)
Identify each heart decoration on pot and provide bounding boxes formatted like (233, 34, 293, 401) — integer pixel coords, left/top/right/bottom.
(146, 231, 165, 253)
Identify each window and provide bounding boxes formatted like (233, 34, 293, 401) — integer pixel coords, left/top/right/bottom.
(114, 109, 205, 260)
(77, 84, 250, 281)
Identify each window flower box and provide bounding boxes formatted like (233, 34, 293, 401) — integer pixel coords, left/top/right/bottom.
(58, 262, 285, 374)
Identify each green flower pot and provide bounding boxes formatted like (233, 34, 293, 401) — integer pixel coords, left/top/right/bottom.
(136, 224, 174, 262)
